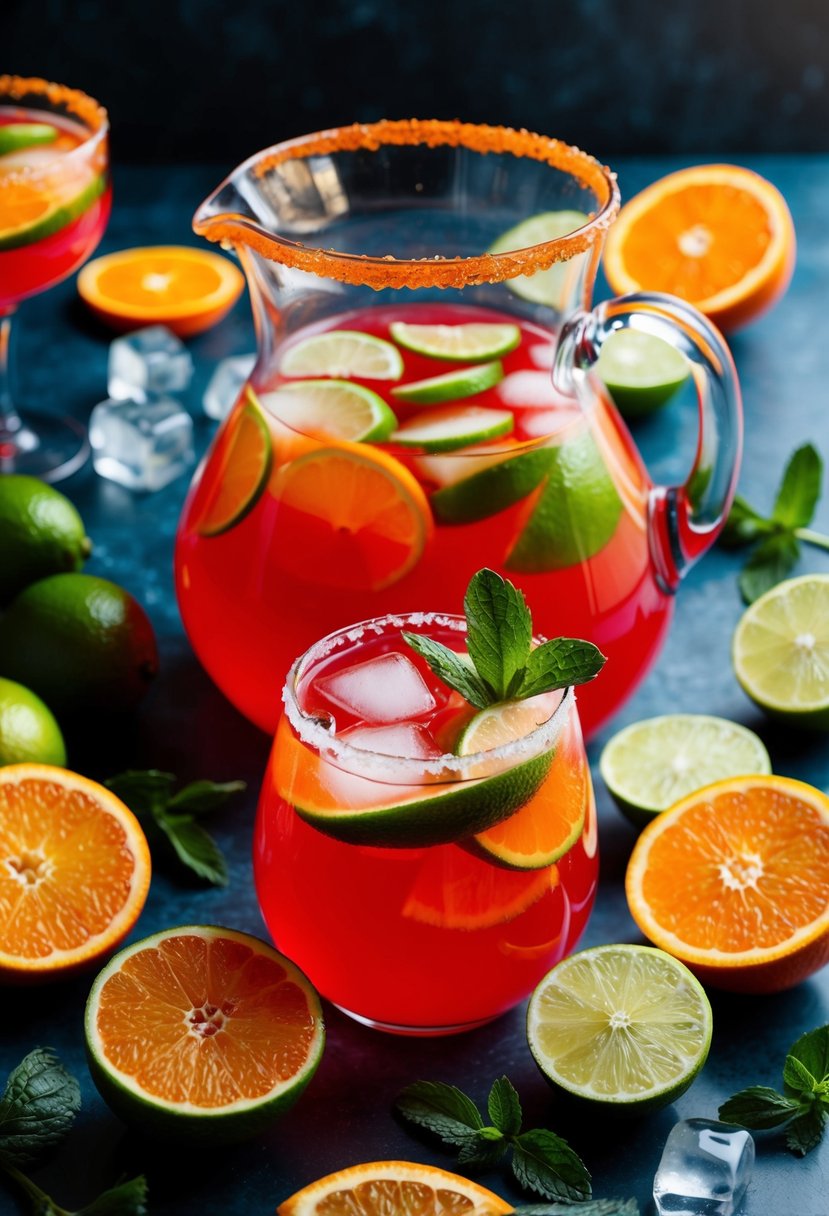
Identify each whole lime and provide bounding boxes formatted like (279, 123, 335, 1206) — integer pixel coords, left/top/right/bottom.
(0, 573, 159, 713)
(0, 475, 92, 606)
(0, 677, 67, 766)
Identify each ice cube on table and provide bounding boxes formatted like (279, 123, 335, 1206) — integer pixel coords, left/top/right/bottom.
(89, 397, 194, 492)
(317, 652, 436, 724)
(653, 1119, 755, 1216)
(202, 354, 256, 421)
(108, 325, 194, 403)
(341, 723, 443, 759)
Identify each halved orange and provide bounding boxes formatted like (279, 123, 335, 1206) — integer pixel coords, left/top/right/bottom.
(278, 1161, 513, 1215)
(85, 925, 325, 1142)
(604, 165, 796, 332)
(625, 774, 829, 993)
(77, 244, 245, 336)
(194, 390, 273, 536)
(0, 764, 150, 981)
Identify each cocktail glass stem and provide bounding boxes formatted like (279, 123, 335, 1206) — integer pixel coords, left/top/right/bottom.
(0, 311, 38, 461)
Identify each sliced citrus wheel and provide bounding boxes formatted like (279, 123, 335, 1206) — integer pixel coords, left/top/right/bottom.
(600, 714, 772, 829)
(732, 574, 829, 729)
(603, 165, 796, 332)
(280, 330, 403, 380)
(392, 405, 514, 452)
(0, 173, 106, 252)
(389, 320, 521, 362)
(271, 442, 431, 592)
(262, 379, 397, 442)
(391, 360, 503, 405)
(431, 446, 553, 524)
(0, 764, 150, 981)
(77, 245, 245, 336)
(625, 774, 829, 993)
(595, 329, 690, 419)
(488, 211, 590, 306)
(194, 389, 272, 536)
(527, 944, 712, 1110)
(85, 925, 324, 1142)
(403, 844, 554, 930)
(278, 1162, 513, 1216)
(0, 122, 58, 156)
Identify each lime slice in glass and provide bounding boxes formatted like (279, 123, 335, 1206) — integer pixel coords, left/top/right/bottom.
(263, 380, 397, 442)
(527, 943, 713, 1111)
(431, 447, 553, 524)
(0, 122, 58, 156)
(389, 320, 521, 362)
(279, 330, 404, 380)
(595, 329, 690, 419)
(733, 573, 829, 729)
(195, 391, 273, 536)
(391, 360, 504, 405)
(489, 211, 590, 306)
(600, 713, 772, 829)
(392, 405, 513, 453)
(0, 174, 106, 253)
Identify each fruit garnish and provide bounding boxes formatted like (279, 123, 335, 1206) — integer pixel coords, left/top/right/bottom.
(277, 1162, 512, 1216)
(625, 774, 829, 992)
(194, 388, 273, 536)
(0, 121, 58, 156)
(0, 473, 91, 607)
(527, 944, 712, 1110)
(431, 447, 553, 524)
(0, 173, 106, 252)
(391, 359, 504, 404)
(488, 211, 590, 306)
(595, 329, 690, 419)
(280, 329, 403, 379)
(0, 676, 66, 767)
(263, 379, 397, 442)
(391, 404, 514, 452)
(603, 164, 796, 332)
(389, 319, 521, 361)
(401, 848, 553, 929)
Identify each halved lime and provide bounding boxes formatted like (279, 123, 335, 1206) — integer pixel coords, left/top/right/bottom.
(489, 211, 590, 306)
(263, 380, 397, 442)
(431, 447, 553, 524)
(0, 123, 58, 156)
(600, 714, 772, 830)
(733, 574, 829, 729)
(389, 320, 521, 362)
(0, 173, 107, 252)
(391, 360, 504, 405)
(279, 330, 403, 380)
(527, 943, 713, 1111)
(596, 329, 690, 419)
(195, 390, 273, 536)
(392, 405, 513, 453)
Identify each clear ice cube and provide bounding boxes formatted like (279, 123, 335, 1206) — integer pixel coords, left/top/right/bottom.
(342, 723, 443, 759)
(653, 1119, 755, 1216)
(89, 397, 194, 492)
(317, 652, 436, 724)
(202, 354, 256, 421)
(108, 325, 194, 403)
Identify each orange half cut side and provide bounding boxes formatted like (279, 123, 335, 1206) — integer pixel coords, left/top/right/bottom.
(278, 1161, 513, 1215)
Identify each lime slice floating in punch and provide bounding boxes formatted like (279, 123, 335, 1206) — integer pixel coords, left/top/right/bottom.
(389, 320, 521, 362)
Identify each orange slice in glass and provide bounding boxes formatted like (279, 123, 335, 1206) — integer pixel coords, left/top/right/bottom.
(77, 244, 245, 335)
(625, 774, 829, 993)
(278, 1162, 513, 1215)
(402, 844, 553, 930)
(0, 764, 151, 980)
(193, 390, 273, 536)
(603, 164, 796, 332)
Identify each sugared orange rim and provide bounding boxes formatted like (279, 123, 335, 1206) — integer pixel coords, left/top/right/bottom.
(194, 119, 620, 290)
(277, 1161, 513, 1216)
(0, 76, 109, 177)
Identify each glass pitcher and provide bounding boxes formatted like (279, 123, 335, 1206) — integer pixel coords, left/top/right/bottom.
(175, 120, 742, 737)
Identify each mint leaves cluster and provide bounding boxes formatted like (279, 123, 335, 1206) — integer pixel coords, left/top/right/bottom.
(721, 443, 829, 603)
(0, 1048, 146, 1215)
(719, 1025, 829, 1156)
(403, 569, 605, 709)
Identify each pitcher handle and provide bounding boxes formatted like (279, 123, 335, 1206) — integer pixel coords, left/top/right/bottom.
(554, 291, 743, 593)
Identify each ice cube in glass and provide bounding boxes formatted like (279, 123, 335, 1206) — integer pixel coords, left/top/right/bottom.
(316, 652, 436, 724)
(108, 325, 194, 402)
(89, 397, 194, 491)
(342, 722, 443, 759)
(653, 1118, 755, 1216)
(203, 354, 256, 420)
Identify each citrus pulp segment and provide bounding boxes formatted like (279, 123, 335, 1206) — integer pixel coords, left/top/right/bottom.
(85, 925, 324, 1142)
(390, 359, 504, 405)
(389, 319, 521, 361)
(600, 714, 772, 829)
(527, 944, 712, 1110)
(280, 329, 404, 379)
(732, 574, 829, 729)
(625, 775, 829, 992)
(488, 210, 591, 306)
(277, 1161, 513, 1216)
(263, 379, 397, 442)
(391, 405, 514, 452)
(0, 173, 106, 252)
(194, 390, 273, 536)
(595, 329, 690, 418)
(0, 764, 150, 980)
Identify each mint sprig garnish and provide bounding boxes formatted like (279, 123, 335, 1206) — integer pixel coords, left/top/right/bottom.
(720, 443, 829, 603)
(719, 1024, 829, 1156)
(403, 569, 605, 708)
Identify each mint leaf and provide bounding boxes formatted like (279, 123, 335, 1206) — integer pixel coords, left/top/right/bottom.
(457, 1132, 508, 1168)
(464, 569, 532, 700)
(720, 496, 773, 549)
(395, 1080, 484, 1146)
(517, 638, 606, 698)
(511, 1128, 591, 1202)
(0, 1048, 80, 1169)
(784, 1054, 819, 1096)
(786, 1025, 829, 1090)
(75, 1175, 148, 1216)
(785, 1104, 827, 1156)
(488, 1075, 522, 1137)
(772, 443, 822, 530)
(161, 816, 228, 887)
(402, 633, 492, 708)
(738, 532, 799, 604)
(105, 770, 176, 816)
(168, 780, 246, 816)
(719, 1086, 803, 1129)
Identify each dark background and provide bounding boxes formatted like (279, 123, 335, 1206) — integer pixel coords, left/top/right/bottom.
(4, 0, 829, 163)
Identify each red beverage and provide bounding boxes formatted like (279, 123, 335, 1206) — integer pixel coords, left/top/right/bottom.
(253, 613, 598, 1033)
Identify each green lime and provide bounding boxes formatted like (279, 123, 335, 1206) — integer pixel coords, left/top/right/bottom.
(488, 211, 590, 306)
(0, 677, 66, 767)
(196, 390, 273, 537)
(527, 944, 713, 1111)
(392, 405, 513, 453)
(455, 695, 557, 756)
(0, 123, 58, 156)
(0, 474, 91, 606)
(732, 574, 829, 729)
(0, 173, 107, 252)
(391, 360, 504, 405)
(0, 573, 159, 714)
(389, 320, 521, 362)
(596, 329, 690, 419)
(263, 379, 397, 442)
(431, 447, 553, 524)
(600, 714, 772, 830)
(279, 330, 403, 380)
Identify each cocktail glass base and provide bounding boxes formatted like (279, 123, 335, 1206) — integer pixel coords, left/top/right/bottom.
(0, 411, 89, 482)
(334, 1003, 498, 1038)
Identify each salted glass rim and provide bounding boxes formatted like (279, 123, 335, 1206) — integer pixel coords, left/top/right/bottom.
(282, 611, 575, 786)
(0, 75, 109, 182)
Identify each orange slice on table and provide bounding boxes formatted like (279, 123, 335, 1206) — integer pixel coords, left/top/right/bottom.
(0, 764, 150, 981)
(193, 390, 274, 536)
(278, 1161, 513, 1215)
(625, 774, 829, 993)
(77, 244, 245, 336)
(604, 164, 796, 332)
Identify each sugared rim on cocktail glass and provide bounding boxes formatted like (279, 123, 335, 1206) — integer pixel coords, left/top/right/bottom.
(282, 610, 574, 787)
(0, 75, 109, 181)
(193, 118, 620, 290)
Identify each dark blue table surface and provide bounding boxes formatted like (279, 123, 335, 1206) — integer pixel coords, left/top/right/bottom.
(3, 157, 829, 1216)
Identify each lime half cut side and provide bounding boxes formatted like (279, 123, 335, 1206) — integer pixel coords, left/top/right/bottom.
(389, 320, 521, 362)
(263, 380, 397, 442)
(595, 329, 690, 419)
(279, 330, 404, 380)
(600, 714, 772, 829)
(733, 574, 829, 730)
(527, 943, 712, 1111)
(489, 210, 590, 306)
